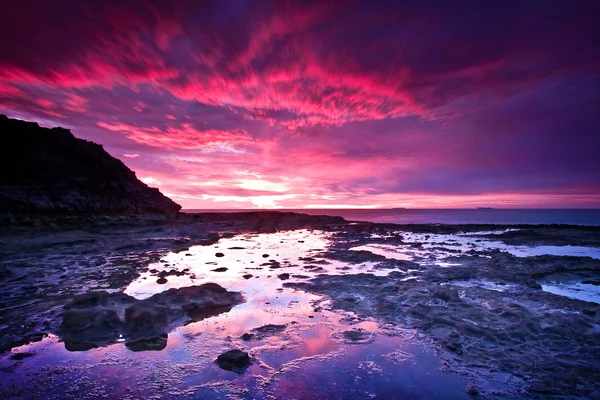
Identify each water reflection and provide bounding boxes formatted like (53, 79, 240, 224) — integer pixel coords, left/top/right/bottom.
(538, 272, 600, 304)
(0, 229, 470, 399)
(0, 230, 466, 399)
(351, 230, 600, 266)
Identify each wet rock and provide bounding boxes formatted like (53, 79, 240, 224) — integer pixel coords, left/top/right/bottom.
(442, 340, 464, 355)
(61, 307, 121, 340)
(248, 324, 287, 340)
(156, 277, 168, 284)
(63, 340, 99, 352)
(216, 349, 251, 373)
(241, 333, 254, 341)
(57, 284, 243, 352)
(431, 286, 460, 302)
(126, 334, 168, 352)
(10, 351, 35, 360)
(287, 255, 600, 398)
(342, 329, 374, 344)
(64, 291, 136, 310)
(466, 383, 479, 396)
(124, 303, 168, 337)
(277, 273, 290, 280)
(148, 283, 244, 312)
(158, 269, 186, 278)
(215, 252, 225, 257)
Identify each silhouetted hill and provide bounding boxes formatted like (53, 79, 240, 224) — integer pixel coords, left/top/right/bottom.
(0, 115, 181, 214)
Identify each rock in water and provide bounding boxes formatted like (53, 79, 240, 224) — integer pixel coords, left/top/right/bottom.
(126, 334, 168, 352)
(216, 350, 251, 372)
(59, 284, 243, 351)
(0, 114, 181, 213)
(61, 308, 121, 339)
(124, 303, 169, 337)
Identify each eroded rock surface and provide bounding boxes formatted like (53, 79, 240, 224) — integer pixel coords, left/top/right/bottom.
(287, 245, 600, 397)
(59, 283, 243, 350)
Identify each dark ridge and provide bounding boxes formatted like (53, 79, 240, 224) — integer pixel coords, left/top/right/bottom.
(0, 115, 181, 214)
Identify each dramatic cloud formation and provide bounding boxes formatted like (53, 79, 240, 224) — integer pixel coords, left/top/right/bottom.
(1, 0, 599, 208)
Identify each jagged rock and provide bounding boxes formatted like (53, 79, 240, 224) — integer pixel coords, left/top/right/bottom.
(0, 115, 181, 214)
(59, 283, 243, 351)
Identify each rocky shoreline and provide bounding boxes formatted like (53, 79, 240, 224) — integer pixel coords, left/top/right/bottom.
(1, 213, 600, 398)
(0, 211, 346, 353)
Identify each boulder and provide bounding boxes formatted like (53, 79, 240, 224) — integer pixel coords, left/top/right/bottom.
(61, 307, 121, 341)
(58, 283, 243, 352)
(216, 349, 251, 372)
(124, 302, 168, 337)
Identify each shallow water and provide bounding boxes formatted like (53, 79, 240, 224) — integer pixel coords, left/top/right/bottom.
(351, 230, 600, 263)
(0, 229, 470, 399)
(350, 230, 600, 302)
(538, 272, 600, 304)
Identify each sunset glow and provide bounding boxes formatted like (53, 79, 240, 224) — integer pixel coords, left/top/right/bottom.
(1, 1, 599, 209)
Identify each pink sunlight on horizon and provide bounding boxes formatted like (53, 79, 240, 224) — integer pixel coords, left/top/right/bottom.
(1, 1, 599, 209)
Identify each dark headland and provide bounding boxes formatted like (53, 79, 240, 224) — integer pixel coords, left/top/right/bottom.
(0, 114, 181, 215)
(1, 115, 599, 399)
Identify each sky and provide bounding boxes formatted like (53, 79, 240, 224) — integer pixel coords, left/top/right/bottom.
(1, 0, 599, 209)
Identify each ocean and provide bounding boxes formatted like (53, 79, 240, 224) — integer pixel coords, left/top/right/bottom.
(183, 208, 600, 226)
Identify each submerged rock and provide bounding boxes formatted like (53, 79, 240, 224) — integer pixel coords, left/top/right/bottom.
(244, 324, 287, 340)
(216, 350, 251, 373)
(342, 329, 374, 344)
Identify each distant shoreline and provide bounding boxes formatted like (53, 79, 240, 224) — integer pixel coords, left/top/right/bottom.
(181, 208, 600, 226)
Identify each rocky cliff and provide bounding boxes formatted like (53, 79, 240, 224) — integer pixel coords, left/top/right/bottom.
(0, 115, 181, 214)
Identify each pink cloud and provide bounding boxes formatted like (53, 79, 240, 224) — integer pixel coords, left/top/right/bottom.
(97, 121, 252, 150)
(1, 1, 599, 208)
